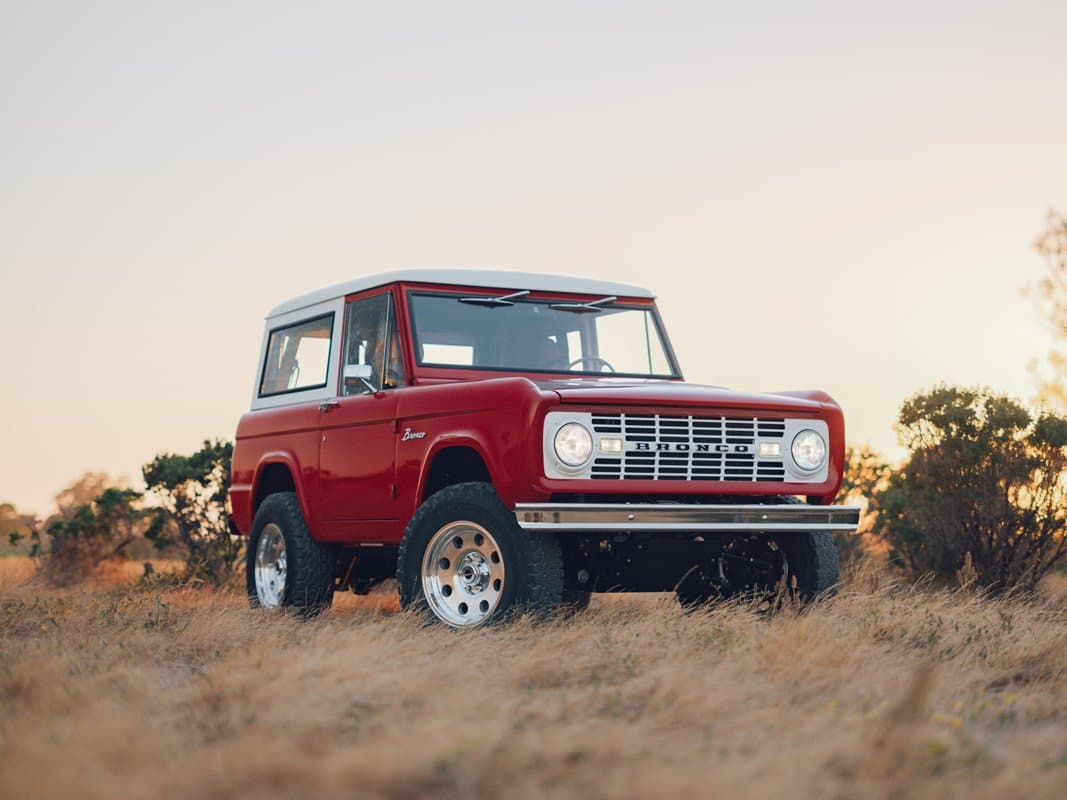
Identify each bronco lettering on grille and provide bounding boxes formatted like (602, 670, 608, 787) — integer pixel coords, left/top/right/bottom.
(632, 442, 751, 453)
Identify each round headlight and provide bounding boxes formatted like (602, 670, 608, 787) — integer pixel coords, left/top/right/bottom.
(791, 429, 827, 472)
(554, 422, 594, 467)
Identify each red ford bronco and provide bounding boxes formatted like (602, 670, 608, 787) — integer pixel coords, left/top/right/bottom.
(229, 270, 859, 626)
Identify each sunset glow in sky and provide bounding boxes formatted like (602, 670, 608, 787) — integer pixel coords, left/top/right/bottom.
(2, 2, 1065, 513)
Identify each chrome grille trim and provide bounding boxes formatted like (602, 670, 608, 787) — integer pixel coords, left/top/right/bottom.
(590, 413, 787, 482)
(542, 411, 829, 484)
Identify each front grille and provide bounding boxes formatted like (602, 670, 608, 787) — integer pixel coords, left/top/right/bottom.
(590, 413, 786, 482)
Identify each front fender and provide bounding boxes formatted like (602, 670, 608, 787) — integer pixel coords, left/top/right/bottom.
(415, 434, 500, 502)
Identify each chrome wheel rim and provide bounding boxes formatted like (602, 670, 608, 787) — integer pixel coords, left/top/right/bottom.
(421, 521, 505, 628)
(255, 523, 287, 608)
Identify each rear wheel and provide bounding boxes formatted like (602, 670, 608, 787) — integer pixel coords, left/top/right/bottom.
(246, 492, 336, 617)
(397, 483, 564, 628)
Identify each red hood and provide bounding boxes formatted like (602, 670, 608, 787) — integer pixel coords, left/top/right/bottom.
(535, 379, 836, 414)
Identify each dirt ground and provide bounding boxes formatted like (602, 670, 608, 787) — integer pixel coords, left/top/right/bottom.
(0, 556, 1064, 799)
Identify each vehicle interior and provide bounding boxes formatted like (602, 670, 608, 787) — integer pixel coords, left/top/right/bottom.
(408, 292, 675, 376)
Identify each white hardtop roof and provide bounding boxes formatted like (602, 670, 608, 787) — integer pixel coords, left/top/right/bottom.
(267, 269, 655, 318)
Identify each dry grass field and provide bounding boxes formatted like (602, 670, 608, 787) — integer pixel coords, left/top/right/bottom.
(1, 556, 1064, 800)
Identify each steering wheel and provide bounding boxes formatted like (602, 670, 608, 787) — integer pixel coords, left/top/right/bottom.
(568, 356, 616, 373)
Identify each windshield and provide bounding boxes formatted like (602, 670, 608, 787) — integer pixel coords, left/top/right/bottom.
(408, 292, 679, 378)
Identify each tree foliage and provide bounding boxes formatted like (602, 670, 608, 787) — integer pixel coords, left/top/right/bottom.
(836, 445, 893, 562)
(142, 439, 241, 586)
(872, 386, 1067, 592)
(1029, 209, 1067, 411)
(39, 488, 147, 585)
(53, 472, 124, 519)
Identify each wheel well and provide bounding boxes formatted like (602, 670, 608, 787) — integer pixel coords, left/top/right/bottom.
(422, 446, 492, 501)
(254, 463, 297, 512)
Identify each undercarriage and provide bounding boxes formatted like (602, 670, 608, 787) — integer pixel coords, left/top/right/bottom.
(560, 532, 792, 597)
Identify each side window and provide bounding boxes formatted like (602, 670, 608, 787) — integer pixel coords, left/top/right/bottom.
(259, 314, 334, 397)
(342, 293, 407, 395)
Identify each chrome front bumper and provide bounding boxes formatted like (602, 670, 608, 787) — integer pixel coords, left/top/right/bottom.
(514, 503, 861, 533)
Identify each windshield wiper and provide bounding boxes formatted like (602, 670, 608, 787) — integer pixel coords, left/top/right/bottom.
(549, 295, 617, 314)
(458, 290, 530, 307)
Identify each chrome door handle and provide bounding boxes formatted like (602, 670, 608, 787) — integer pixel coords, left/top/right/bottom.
(319, 399, 340, 412)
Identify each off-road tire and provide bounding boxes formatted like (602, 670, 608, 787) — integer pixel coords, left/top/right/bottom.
(397, 482, 564, 626)
(774, 495, 839, 601)
(779, 531, 839, 601)
(246, 492, 336, 617)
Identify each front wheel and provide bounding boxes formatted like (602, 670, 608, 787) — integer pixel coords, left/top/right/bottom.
(397, 483, 564, 628)
(246, 492, 336, 617)
(779, 531, 839, 601)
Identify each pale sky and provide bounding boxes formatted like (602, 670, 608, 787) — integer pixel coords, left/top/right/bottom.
(2, 1, 1065, 514)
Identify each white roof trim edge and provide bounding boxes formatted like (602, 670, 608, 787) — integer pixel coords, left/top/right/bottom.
(267, 269, 655, 318)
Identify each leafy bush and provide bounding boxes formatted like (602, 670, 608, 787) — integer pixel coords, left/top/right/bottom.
(873, 386, 1067, 591)
(37, 488, 146, 585)
(142, 439, 242, 586)
(53, 472, 119, 519)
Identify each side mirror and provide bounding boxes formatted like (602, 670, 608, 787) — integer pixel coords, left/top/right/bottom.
(343, 364, 377, 394)
(344, 364, 372, 380)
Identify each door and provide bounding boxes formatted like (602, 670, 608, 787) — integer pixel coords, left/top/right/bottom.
(316, 290, 408, 528)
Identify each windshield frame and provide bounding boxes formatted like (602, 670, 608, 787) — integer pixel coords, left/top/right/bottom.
(403, 287, 683, 381)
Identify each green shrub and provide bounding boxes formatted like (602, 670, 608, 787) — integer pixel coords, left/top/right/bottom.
(873, 386, 1067, 591)
(39, 488, 146, 585)
(142, 439, 242, 587)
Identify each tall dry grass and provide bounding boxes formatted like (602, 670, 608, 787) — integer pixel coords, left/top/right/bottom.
(0, 556, 1064, 799)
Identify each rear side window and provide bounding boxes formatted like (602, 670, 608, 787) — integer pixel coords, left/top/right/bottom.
(259, 314, 334, 397)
